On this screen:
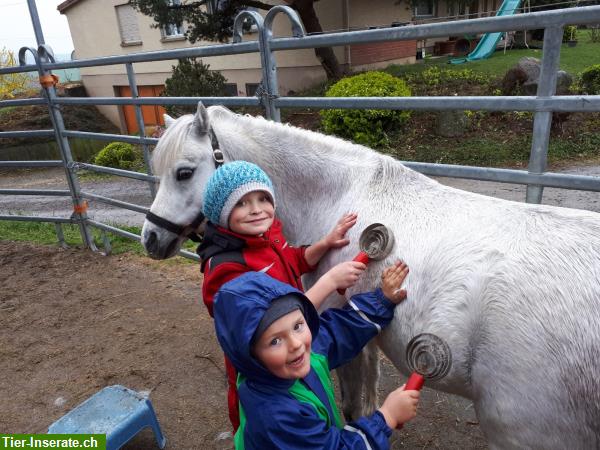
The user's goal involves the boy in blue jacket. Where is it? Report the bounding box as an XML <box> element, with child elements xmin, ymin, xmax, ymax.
<box><xmin>214</xmin><ymin>262</ymin><xmax>419</xmax><ymax>449</ymax></box>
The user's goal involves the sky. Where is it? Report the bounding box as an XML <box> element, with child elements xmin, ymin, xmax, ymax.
<box><xmin>0</xmin><ymin>0</ymin><xmax>74</xmax><ymax>57</ymax></box>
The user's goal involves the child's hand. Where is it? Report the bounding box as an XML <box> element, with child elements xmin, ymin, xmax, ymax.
<box><xmin>381</xmin><ymin>261</ymin><xmax>409</xmax><ymax>304</ymax></box>
<box><xmin>323</xmin><ymin>260</ymin><xmax>366</xmax><ymax>291</ymax></box>
<box><xmin>324</xmin><ymin>213</ymin><xmax>358</xmax><ymax>249</ymax></box>
<box><xmin>378</xmin><ymin>385</ymin><xmax>420</xmax><ymax>429</ymax></box>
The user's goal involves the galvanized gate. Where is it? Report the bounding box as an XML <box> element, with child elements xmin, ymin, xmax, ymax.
<box><xmin>1</xmin><ymin>0</ymin><xmax>600</xmax><ymax>260</ymax></box>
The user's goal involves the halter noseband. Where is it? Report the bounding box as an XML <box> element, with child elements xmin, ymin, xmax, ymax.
<box><xmin>145</xmin><ymin>127</ymin><xmax>223</xmax><ymax>243</ymax></box>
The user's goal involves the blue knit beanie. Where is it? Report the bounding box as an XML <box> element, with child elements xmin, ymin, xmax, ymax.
<box><xmin>203</xmin><ymin>161</ymin><xmax>276</xmax><ymax>228</ymax></box>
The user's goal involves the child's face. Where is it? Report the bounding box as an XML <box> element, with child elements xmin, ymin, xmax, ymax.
<box><xmin>228</xmin><ymin>191</ymin><xmax>274</xmax><ymax>236</ymax></box>
<box><xmin>252</xmin><ymin>309</ymin><xmax>312</xmax><ymax>380</ymax></box>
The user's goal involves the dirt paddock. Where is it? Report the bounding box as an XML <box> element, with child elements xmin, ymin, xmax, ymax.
<box><xmin>0</xmin><ymin>240</ymin><xmax>486</xmax><ymax>449</ymax></box>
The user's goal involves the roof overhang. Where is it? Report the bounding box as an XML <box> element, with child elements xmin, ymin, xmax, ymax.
<box><xmin>57</xmin><ymin>0</ymin><xmax>85</xmax><ymax>14</ymax></box>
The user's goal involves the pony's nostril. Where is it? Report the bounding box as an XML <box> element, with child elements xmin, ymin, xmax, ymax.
<box><xmin>146</xmin><ymin>231</ymin><xmax>158</xmax><ymax>253</ymax></box>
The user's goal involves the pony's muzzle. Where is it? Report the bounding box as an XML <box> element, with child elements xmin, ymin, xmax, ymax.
<box><xmin>143</xmin><ymin>229</ymin><xmax>180</xmax><ymax>260</ymax></box>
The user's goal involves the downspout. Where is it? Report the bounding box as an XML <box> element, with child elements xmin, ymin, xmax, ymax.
<box><xmin>343</xmin><ymin>0</ymin><xmax>351</xmax><ymax>70</ymax></box>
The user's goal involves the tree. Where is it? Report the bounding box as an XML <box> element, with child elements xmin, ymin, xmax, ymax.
<box><xmin>130</xmin><ymin>0</ymin><xmax>343</xmax><ymax>81</ymax></box>
<box><xmin>0</xmin><ymin>48</ymin><xmax>31</xmax><ymax>99</ymax></box>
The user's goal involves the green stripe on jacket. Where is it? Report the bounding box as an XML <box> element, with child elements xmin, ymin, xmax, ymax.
<box><xmin>235</xmin><ymin>352</ymin><xmax>343</xmax><ymax>450</ymax></box>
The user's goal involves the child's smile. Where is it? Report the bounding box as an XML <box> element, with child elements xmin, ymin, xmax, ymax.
<box><xmin>288</xmin><ymin>353</ymin><xmax>305</xmax><ymax>368</ymax></box>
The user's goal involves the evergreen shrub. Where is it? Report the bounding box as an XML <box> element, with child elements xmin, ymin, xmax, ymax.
<box><xmin>94</xmin><ymin>142</ymin><xmax>141</xmax><ymax>170</ymax></box>
<box><xmin>320</xmin><ymin>72</ymin><xmax>412</xmax><ymax>147</ymax></box>
<box><xmin>163</xmin><ymin>57</ymin><xmax>227</xmax><ymax>116</ymax></box>
<box><xmin>581</xmin><ymin>64</ymin><xmax>600</xmax><ymax>94</ymax></box>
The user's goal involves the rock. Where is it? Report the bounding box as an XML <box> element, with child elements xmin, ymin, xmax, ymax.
<box><xmin>436</xmin><ymin>110</ymin><xmax>468</xmax><ymax>137</ymax></box>
<box><xmin>556</xmin><ymin>71</ymin><xmax>574</xmax><ymax>95</ymax></box>
<box><xmin>501</xmin><ymin>67</ymin><xmax>528</xmax><ymax>95</ymax></box>
<box><xmin>503</xmin><ymin>57</ymin><xmax>573</xmax><ymax>95</ymax></box>
<box><xmin>518</xmin><ymin>57</ymin><xmax>542</xmax><ymax>82</ymax></box>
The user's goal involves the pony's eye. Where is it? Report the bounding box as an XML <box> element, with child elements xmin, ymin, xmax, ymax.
<box><xmin>176</xmin><ymin>168</ymin><xmax>195</xmax><ymax>181</ymax></box>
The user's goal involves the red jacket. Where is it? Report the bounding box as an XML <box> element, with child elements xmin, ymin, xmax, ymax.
<box><xmin>198</xmin><ymin>218</ymin><xmax>316</xmax><ymax>317</ymax></box>
<box><xmin>197</xmin><ymin>218</ymin><xmax>317</xmax><ymax>431</ymax></box>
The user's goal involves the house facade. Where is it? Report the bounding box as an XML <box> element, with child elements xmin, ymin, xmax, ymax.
<box><xmin>58</xmin><ymin>0</ymin><xmax>494</xmax><ymax>133</ymax></box>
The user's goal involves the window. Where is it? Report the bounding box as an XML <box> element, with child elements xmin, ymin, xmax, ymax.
<box><xmin>116</xmin><ymin>4</ymin><xmax>142</xmax><ymax>46</ymax></box>
<box><xmin>224</xmin><ymin>83</ymin><xmax>238</xmax><ymax>97</ymax></box>
<box><xmin>447</xmin><ymin>2</ymin><xmax>465</xmax><ymax>16</ymax></box>
<box><xmin>413</xmin><ymin>0</ymin><xmax>435</xmax><ymax>17</ymax></box>
<box><xmin>162</xmin><ymin>0</ymin><xmax>185</xmax><ymax>39</ymax></box>
<box><xmin>245</xmin><ymin>83</ymin><xmax>260</xmax><ymax>97</ymax></box>
<box><xmin>163</xmin><ymin>22</ymin><xmax>185</xmax><ymax>37</ymax></box>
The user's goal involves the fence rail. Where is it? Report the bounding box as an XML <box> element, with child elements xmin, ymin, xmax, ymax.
<box><xmin>2</xmin><ymin>0</ymin><xmax>600</xmax><ymax>258</ymax></box>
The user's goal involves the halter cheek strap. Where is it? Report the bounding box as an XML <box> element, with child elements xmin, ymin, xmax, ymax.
<box><xmin>145</xmin><ymin>210</ymin><xmax>206</xmax><ymax>242</ymax></box>
<box><xmin>145</xmin><ymin>127</ymin><xmax>223</xmax><ymax>243</ymax></box>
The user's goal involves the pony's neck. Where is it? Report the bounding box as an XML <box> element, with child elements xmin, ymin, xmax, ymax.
<box><xmin>213</xmin><ymin>109</ymin><xmax>381</xmax><ymax>241</ymax></box>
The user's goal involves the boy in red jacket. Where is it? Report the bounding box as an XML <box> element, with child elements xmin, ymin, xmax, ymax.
<box><xmin>197</xmin><ymin>160</ymin><xmax>366</xmax><ymax>430</ymax></box>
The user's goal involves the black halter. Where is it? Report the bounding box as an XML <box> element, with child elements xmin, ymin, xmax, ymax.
<box><xmin>145</xmin><ymin>127</ymin><xmax>224</xmax><ymax>243</ymax></box>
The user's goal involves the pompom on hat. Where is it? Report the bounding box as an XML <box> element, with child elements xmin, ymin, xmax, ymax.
<box><xmin>202</xmin><ymin>161</ymin><xmax>276</xmax><ymax>228</ymax></box>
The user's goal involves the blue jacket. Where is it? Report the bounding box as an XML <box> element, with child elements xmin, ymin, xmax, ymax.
<box><xmin>214</xmin><ymin>272</ymin><xmax>397</xmax><ymax>449</ymax></box>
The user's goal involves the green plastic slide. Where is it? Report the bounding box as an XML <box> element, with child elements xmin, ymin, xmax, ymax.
<box><xmin>450</xmin><ymin>0</ymin><xmax>522</xmax><ymax>64</ymax></box>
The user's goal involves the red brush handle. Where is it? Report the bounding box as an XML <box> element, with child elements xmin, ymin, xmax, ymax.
<box><xmin>404</xmin><ymin>372</ymin><xmax>425</xmax><ymax>391</ymax></box>
<box><xmin>396</xmin><ymin>372</ymin><xmax>425</xmax><ymax>430</ymax></box>
<box><xmin>337</xmin><ymin>251</ymin><xmax>371</xmax><ymax>295</ymax></box>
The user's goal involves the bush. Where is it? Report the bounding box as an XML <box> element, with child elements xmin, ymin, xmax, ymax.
<box><xmin>580</xmin><ymin>64</ymin><xmax>600</xmax><ymax>94</ymax></box>
<box><xmin>320</xmin><ymin>72</ymin><xmax>412</xmax><ymax>147</ymax></box>
<box><xmin>403</xmin><ymin>66</ymin><xmax>490</xmax><ymax>95</ymax></box>
<box><xmin>0</xmin><ymin>48</ymin><xmax>31</xmax><ymax>99</ymax></box>
<box><xmin>163</xmin><ymin>57</ymin><xmax>227</xmax><ymax>116</ymax></box>
<box><xmin>94</xmin><ymin>142</ymin><xmax>142</xmax><ymax>170</ymax></box>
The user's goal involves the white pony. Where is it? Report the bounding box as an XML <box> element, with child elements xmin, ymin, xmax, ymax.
<box><xmin>142</xmin><ymin>103</ymin><xmax>600</xmax><ymax>449</ymax></box>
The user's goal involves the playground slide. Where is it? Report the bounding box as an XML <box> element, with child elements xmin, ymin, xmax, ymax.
<box><xmin>450</xmin><ymin>0</ymin><xmax>522</xmax><ymax>64</ymax></box>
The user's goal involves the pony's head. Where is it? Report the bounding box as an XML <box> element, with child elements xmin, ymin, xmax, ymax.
<box><xmin>142</xmin><ymin>102</ymin><xmax>222</xmax><ymax>259</ymax></box>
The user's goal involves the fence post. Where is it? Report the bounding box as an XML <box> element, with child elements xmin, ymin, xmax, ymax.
<box><xmin>37</xmin><ymin>47</ymin><xmax>98</xmax><ymax>250</ymax></box>
<box><xmin>262</xmin><ymin>6</ymin><xmax>306</xmax><ymax>123</ymax></box>
<box><xmin>24</xmin><ymin>0</ymin><xmax>97</xmax><ymax>250</ymax></box>
<box><xmin>526</xmin><ymin>25</ymin><xmax>563</xmax><ymax>204</ymax></box>
<box><xmin>26</xmin><ymin>0</ymin><xmax>45</xmax><ymax>46</ymax></box>
<box><xmin>233</xmin><ymin>10</ymin><xmax>272</xmax><ymax>118</ymax></box>
<box><xmin>126</xmin><ymin>62</ymin><xmax>157</xmax><ymax>198</ymax></box>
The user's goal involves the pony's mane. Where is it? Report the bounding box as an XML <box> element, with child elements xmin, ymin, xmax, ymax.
<box><xmin>151</xmin><ymin>114</ymin><xmax>195</xmax><ymax>176</ymax></box>
<box><xmin>209</xmin><ymin>106</ymin><xmax>406</xmax><ymax>175</ymax></box>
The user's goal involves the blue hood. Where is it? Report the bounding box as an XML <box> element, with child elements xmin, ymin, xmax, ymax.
<box><xmin>214</xmin><ymin>272</ymin><xmax>320</xmax><ymax>387</ymax></box>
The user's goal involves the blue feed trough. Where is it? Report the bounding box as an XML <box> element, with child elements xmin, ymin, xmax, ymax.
<box><xmin>48</xmin><ymin>385</ymin><xmax>166</xmax><ymax>450</ymax></box>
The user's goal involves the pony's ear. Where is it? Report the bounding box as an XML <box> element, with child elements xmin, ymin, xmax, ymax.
<box><xmin>163</xmin><ymin>114</ymin><xmax>176</xmax><ymax>128</ymax></box>
<box><xmin>191</xmin><ymin>102</ymin><xmax>209</xmax><ymax>136</ymax></box>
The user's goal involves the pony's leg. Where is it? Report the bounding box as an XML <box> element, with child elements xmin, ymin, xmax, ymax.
<box><xmin>337</xmin><ymin>352</ymin><xmax>367</xmax><ymax>421</ymax></box>
<box><xmin>362</xmin><ymin>340</ymin><xmax>380</xmax><ymax>415</ymax></box>
<box><xmin>337</xmin><ymin>341</ymin><xmax>380</xmax><ymax>421</ymax></box>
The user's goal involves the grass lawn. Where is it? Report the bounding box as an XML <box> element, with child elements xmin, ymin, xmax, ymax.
<box><xmin>387</xmin><ymin>30</ymin><xmax>600</xmax><ymax>77</ymax></box>
<box><xmin>0</xmin><ymin>220</ymin><xmax>197</xmax><ymax>259</ymax></box>
<box><xmin>0</xmin><ymin>221</ymin><xmax>145</xmax><ymax>254</ymax></box>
